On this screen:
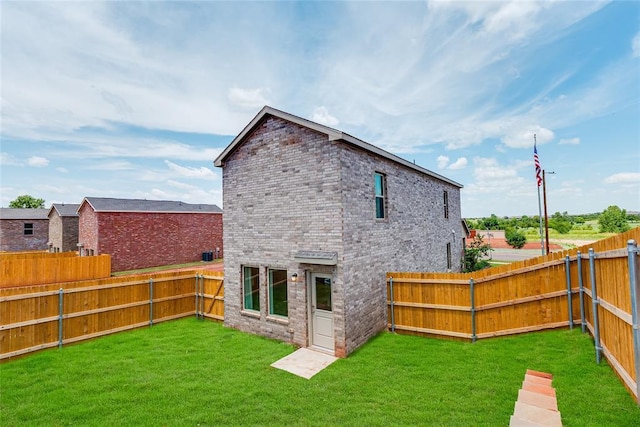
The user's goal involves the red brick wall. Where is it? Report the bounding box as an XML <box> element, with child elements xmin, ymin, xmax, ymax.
<box><xmin>78</xmin><ymin>204</ymin><xmax>98</xmax><ymax>255</ymax></box>
<box><xmin>80</xmin><ymin>209</ymin><xmax>223</xmax><ymax>272</ymax></box>
<box><xmin>0</xmin><ymin>219</ymin><xmax>49</xmax><ymax>252</ymax></box>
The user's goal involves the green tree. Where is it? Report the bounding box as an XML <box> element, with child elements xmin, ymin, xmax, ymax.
<box><xmin>505</xmin><ymin>228</ymin><xmax>527</xmax><ymax>249</ymax></box>
<box><xmin>598</xmin><ymin>205</ymin><xmax>630</xmax><ymax>233</ymax></box>
<box><xmin>9</xmin><ymin>194</ymin><xmax>45</xmax><ymax>209</ymax></box>
<box><xmin>549</xmin><ymin>212</ymin><xmax>572</xmax><ymax>234</ymax></box>
<box><xmin>482</xmin><ymin>214</ymin><xmax>500</xmax><ymax>230</ymax></box>
<box><xmin>463</xmin><ymin>234</ymin><xmax>493</xmax><ymax>272</ymax></box>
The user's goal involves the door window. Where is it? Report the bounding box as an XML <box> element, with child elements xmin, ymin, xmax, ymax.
<box><xmin>315</xmin><ymin>276</ymin><xmax>332</xmax><ymax>311</ymax></box>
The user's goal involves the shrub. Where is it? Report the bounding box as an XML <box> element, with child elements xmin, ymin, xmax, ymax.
<box><xmin>599</xmin><ymin>205</ymin><xmax>630</xmax><ymax>233</ymax></box>
<box><xmin>550</xmin><ymin>219</ymin><xmax>572</xmax><ymax>234</ymax></box>
<box><xmin>464</xmin><ymin>234</ymin><xmax>493</xmax><ymax>272</ymax></box>
<box><xmin>505</xmin><ymin>228</ymin><xmax>527</xmax><ymax>249</ymax></box>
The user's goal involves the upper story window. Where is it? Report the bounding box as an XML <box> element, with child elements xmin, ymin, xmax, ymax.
<box><xmin>446</xmin><ymin>242</ymin><xmax>452</xmax><ymax>270</ymax></box>
<box><xmin>443</xmin><ymin>190</ymin><xmax>449</xmax><ymax>219</ymax></box>
<box><xmin>24</xmin><ymin>223</ymin><xmax>34</xmax><ymax>235</ymax></box>
<box><xmin>374</xmin><ymin>172</ymin><xmax>386</xmax><ymax>219</ymax></box>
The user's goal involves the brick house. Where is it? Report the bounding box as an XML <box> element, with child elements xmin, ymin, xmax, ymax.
<box><xmin>214</xmin><ymin>106</ymin><xmax>464</xmax><ymax>357</ymax></box>
<box><xmin>0</xmin><ymin>208</ymin><xmax>49</xmax><ymax>252</ymax></box>
<box><xmin>47</xmin><ymin>203</ymin><xmax>80</xmax><ymax>252</ymax></box>
<box><xmin>77</xmin><ymin>197</ymin><xmax>223</xmax><ymax>272</ymax></box>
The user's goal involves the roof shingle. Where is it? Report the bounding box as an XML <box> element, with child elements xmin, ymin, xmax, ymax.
<box><xmin>81</xmin><ymin>197</ymin><xmax>222</xmax><ymax>213</ymax></box>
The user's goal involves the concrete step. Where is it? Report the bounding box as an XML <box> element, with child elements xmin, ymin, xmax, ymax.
<box><xmin>524</xmin><ymin>373</ymin><xmax>553</xmax><ymax>387</ymax></box>
<box><xmin>518</xmin><ymin>389</ymin><xmax>558</xmax><ymax>411</ymax></box>
<box><xmin>510</xmin><ymin>370</ymin><xmax>562</xmax><ymax>426</ymax></box>
<box><xmin>526</xmin><ymin>369</ymin><xmax>554</xmax><ymax>380</ymax></box>
<box><xmin>511</xmin><ymin>402</ymin><xmax>562</xmax><ymax>426</ymax></box>
<box><xmin>522</xmin><ymin>382</ymin><xmax>557</xmax><ymax>397</ymax></box>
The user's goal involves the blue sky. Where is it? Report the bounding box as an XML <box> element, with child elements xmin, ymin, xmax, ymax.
<box><xmin>1</xmin><ymin>1</ymin><xmax>638</xmax><ymax>218</ymax></box>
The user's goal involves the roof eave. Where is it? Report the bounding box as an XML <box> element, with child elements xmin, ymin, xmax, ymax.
<box><xmin>214</xmin><ymin>106</ymin><xmax>342</xmax><ymax>167</ymax></box>
<box><xmin>338</xmin><ymin>134</ymin><xmax>463</xmax><ymax>188</ymax></box>
<box><xmin>214</xmin><ymin>106</ymin><xmax>463</xmax><ymax>189</ymax></box>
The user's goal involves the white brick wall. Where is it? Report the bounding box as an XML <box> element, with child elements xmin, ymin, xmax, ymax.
<box><xmin>221</xmin><ymin>115</ymin><xmax>463</xmax><ymax>356</ymax></box>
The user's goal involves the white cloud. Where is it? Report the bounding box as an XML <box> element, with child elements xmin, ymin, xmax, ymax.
<box><xmin>448</xmin><ymin>157</ymin><xmax>468</xmax><ymax>170</ymax></box>
<box><xmin>56</xmin><ymin>167</ymin><xmax>69</xmax><ymax>173</ymax></box>
<box><xmin>164</xmin><ymin>160</ymin><xmax>217</xmax><ymax>179</ymax></box>
<box><xmin>0</xmin><ymin>152</ymin><xmax>22</xmax><ymax>166</ymax></box>
<box><xmin>147</xmin><ymin>185</ymin><xmax>221</xmax><ymax>206</ymax></box>
<box><xmin>227</xmin><ymin>87</ymin><xmax>270</xmax><ymax>110</ymax></box>
<box><xmin>89</xmin><ymin>161</ymin><xmax>135</xmax><ymax>171</ymax></box>
<box><xmin>27</xmin><ymin>156</ymin><xmax>49</xmax><ymax>167</ymax></box>
<box><xmin>436</xmin><ymin>155</ymin><xmax>450</xmax><ymax>169</ymax></box>
<box><xmin>310</xmin><ymin>106</ymin><xmax>339</xmax><ymax>127</ymax></box>
<box><xmin>633</xmin><ymin>32</ymin><xmax>640</xmax><ymax>57</ymax></box>
<box><xmin>41</xmin><ymin>132</ymin><xmax>223</xmax><ymax>162</ymax></box>
<box><xmin>604</xmin><ymin>173</ymin><xmax>640</xmax><ymax>185</ymax></box>
<box><xmin>501</xmin><ymin>126</ymin><xmax>555</xmax><ymax>149</ymax></box>
<box><xmin>559</xmin><ymin>137</ymin><xmax>580</xmax><ymax>145</ymax></box>
<box><xmin>473</xmin><ymin>157</ymin><xmax>518</xmax><ymax>181</ymax></box>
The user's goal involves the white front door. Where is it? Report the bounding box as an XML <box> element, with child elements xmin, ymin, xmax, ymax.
<box><xmin>310</xmin><ymin>273</ymin><xmax>334</xmax><ymax>351</ymax></box>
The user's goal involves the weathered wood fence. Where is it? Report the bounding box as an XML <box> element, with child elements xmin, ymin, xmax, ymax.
<box><xmin>0</xmin><ymin>252</ymin><xmax>111</xmax><ymax>288</ymax></box>
<box><xmin>0</xmin><ymin>270</ymin><xmax>224</xmax><ymax>360</ymax></box>
<box><xmin>387</xmin><ymin>228</ymin><xmax>640</xmax><ymax>403</ymax></box>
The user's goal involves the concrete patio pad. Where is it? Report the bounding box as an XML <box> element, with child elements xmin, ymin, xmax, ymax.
<box><xmin>271</xmin><ymin>348</ymin><xmax>338</xmax><ymax>379</ymax></box>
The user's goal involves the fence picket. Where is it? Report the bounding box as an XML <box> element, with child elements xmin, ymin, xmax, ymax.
<box><xmin>387</xmin><ymin>227</ymin><xmax>640</xmax><ymax>402</ymax></box>
<box><xmin>0</xmin><ymin>271</ymin><xmax>224</xmax><ymax>360</ymax></box>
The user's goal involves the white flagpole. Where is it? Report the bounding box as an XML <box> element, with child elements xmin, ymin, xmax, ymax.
<box><xmin>535</xmin><ymin>134</ymin><xmax>544</xmax><ymax>256</ymax></box>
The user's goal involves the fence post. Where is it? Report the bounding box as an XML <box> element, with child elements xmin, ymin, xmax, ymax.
<box><xmin>199</xmin><ymin>274</ymin><xmax>205</xmax><ymax>319</ymax></box>
<box><xmin>470</xmin><ymin>278</ymin><xmax>476</xmax><ymax>343</ymax></box>
<box><xmin>627</xmin><ymin>239</ymin><xmax>640</xmax><ymax>404</ymax></box>
<box><xmin>195</xmin><ymin>273</ymin><xmax>200</xmax><ymax>319</ymax></box>
<box><xmin>565</xmin><ymin>255</ymin><xmax>573</xmax><ymax>329</ymax></box>
<box><xmin>389</xmin><ymin>277</ymin><xmax>395</xmax><ymax>333</ymax></box>
<box><xmin>149</xmin><ymin>278</ymin><xmax>154</xmax><ymax>326</ymax></box>
<box><xmin>589</xmin><ymin>248</ymin><xmax>601</xmax><ymax>364</ymax></box>
<box><xmin>577</xmin><ymin>250</ymin><xmax>586</xmax><ymax>334</ymax></box>
<box><xmin>58</xmin><ymin>288</ymin><xmax>64</xmax><ymax>349</ymax></box>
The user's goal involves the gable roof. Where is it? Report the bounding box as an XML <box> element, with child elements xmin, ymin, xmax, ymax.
<box><xmin>79</xmin><ymin>197</ymin><xmax>222</xmax><ymax>214</ymax></box>
<box><xmin>214</xmin><ymin>106</ymin><xmax>463</xmax><ymax>188</ymax></box>
<box><xmin>0</xmin><ymin>208</ymin><xmax>49</xmax><ymax>220</ymax></box>
<box><xmin>48</xmin><ymin>203</ymin><xmax>80</xmax><ymax>218</ymax></box>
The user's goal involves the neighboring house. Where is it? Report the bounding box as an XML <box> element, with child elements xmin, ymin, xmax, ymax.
<box><xmin>0</xmin><ymin>208</ymin><xmax>49</xmax><ymax>252</ymax></box>
<box><xmin>214</xmin><ymin>106</ymin><xmax>464</xmax><ymax>357</ymax></box>
<box><xmin>77</xmin><ymin>197</ymin><xmax>223</xmax><ymax>272</ymax></box>
<box><xmin>48</xmin><ymin>203</ymin><xmax>80</xmax><ymax>252</ymax></box>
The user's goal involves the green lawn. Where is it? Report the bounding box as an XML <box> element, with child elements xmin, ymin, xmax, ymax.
<box><xmin>1</xmin><ymin>318</ymin><xmax>638</xmax><ymax>426</ymax></box>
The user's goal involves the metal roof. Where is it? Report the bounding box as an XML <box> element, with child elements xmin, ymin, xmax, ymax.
<box><xmin>80</xmin><ymin>197</ymin><xmax>222</xmax><ymax>214</ymax></box>
<box><xmin>48</xmin><ymin>203</ymin><xmax>80</xmax><ymax>217</ymax></box>
<box><xmin>214</xmin><ymin>105</ymin><xmax>463</xmax><ymax>188</ymax></box>
<box><xmin>294</xmin><ymin>250</ymin><xmax>338</xmax><ymax>266</ymax></box>
<box><xmin>0</xmin><ymin>208</ymin><xmax>50</xmax><ymax>220</ymax></box>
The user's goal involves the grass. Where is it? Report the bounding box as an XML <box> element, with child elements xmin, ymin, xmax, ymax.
<box><xmin>521</xmin><ymin>223</ymin><xmax>640</xmax><ymax>243</ymax></box>
<box><xmin>2</xmin><ymin>319</ymin><xmax>639</xmax><ymax>426</ymax></box>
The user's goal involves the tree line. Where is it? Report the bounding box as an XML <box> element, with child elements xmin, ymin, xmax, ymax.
<box><xmin>466</xmin><ymin>205</ymin><xmax>636</xmax><ymax>234</ymax></box>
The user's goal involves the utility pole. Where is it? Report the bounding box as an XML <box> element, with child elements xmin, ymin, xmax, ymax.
<box><xmin>542</xmin><ymin>170</ymin><xmax>555</xmax><ymax>255</ymax></box>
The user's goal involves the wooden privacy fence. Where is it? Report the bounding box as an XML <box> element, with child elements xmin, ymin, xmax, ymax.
<box><xmin>0</xmin><ymin>252</ymin><xmax>111</xmax><ymax>288</ymax></box>
<box><xmin>0</xmin><ymin>270</ymin><xmax>224</xmax><ymax>360</ymax></box>
<box><xmin>387</xmin><ymin>228</ymin><xmax>640</xmax><ymax>403</ymax></box>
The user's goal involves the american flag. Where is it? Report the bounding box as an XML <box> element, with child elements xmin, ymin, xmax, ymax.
<box><xmin>534</xmin><ymin>142</ymin><xmax>542</xmax><ymax>187</ymax></box>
